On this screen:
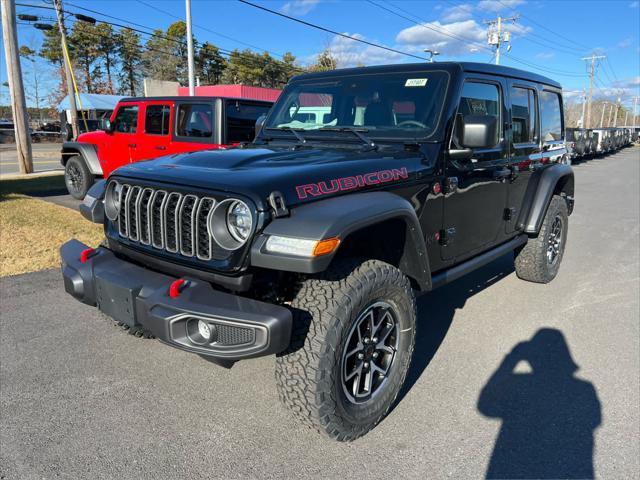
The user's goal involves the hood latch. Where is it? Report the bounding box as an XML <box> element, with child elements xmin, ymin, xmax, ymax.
<box><xmin>268</xmin><ymin>191</ymin><xmax>289</xmax><ymax>218</ymax></box>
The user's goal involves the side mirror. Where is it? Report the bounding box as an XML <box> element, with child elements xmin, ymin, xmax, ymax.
<box><xmin>100</xmin><ymin>118</ymin><xmax>114</xmax><ymax>133</ymax></box>
<box><xmin>254</xmin><ymin>114</ymin><xmax>267</xmax><ymax>138</ymax></box>
<box><xmin>460</xmin><ymin>114</ymin><xmax>498</xmax><ymax>149</ymax></box>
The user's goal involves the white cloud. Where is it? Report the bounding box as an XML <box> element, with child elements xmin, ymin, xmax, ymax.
<box><xmin>313</xmin><ymin>33</ymin><xmax>404</xmax><ymax>68</ymax></box>
<box><xmin>535</xmin><ymin>52</ymin><xmax>555</xmax><ymax>60</ymax></box>
<box><xmin>396</xmin><ymin>19</ymin><xmax>486</xmax><ymax>56</ymax></box>
<box><xmin>441</xmin><ymin>3</ymin><xmax>474</xmax><ymax>22</ymax></box>
<box><xmin>281</xmin><ymin>0</ymin><xmax>320</xmax><ymax>16</ymax></box>
<box><xmin>618</xmin><ymin>37</ymin><xmax>634</xmax><ymax>48</ymax></box>
<box><xmin>630</xmin><ymin>1</ymin><xmax>639</xmax><ymax>8</ymax></box>
<box><xmin>478</xmin><ymin>0</ymin><xmax>525</xmax><ymax>12</ymax></box>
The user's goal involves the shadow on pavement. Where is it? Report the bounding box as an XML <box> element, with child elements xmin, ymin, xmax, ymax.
<box><xmin>393</xmin><ymin>252</ymin><xmax>515</xmax><ymax>410</ymax></box>
<box><xmin>478</xmin><ymin>328</ymin><xmax>601</xmax><ymax>479</ymax></box>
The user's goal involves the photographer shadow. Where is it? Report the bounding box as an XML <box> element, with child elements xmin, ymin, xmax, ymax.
<box><xmin>478</xmin><ymin>329</ymin><xmax>601</xmax><ymax>479</ymax></box>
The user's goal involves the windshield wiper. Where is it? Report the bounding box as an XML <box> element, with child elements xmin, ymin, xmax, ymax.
<box><xmin>320</xmin><ymin>127</ymin><xmax>377</xmax><ymax>151</ymax></box>
<box><xmin>266</xmin><ymin>126</ymin><xmax>307</xmax><ymax>146</ymax></box>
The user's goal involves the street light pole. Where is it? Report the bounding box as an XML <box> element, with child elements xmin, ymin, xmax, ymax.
<box><xmin>185</xmin><ymin>0</ymin><xmax>196</xmax><ymax>96</ymax></box>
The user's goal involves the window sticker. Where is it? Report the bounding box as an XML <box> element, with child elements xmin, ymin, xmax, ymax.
<box><xmin>405</xmin><ymin>78</ymin><xmax>428</xmax><ymax>87</ymax></box>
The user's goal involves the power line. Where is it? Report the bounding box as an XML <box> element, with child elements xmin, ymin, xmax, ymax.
<box><xmin>237</xmin><ymin>0</ymin><xmax>429</xmax><ymax>61</ymax></box>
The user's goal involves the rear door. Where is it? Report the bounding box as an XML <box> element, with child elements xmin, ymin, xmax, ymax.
<box><xmin>442</xmin><ymin>76</ymin><xmax>509</xmax><ymax>261</ymax></box>
<box><xmin>168</xmin><ymin>101</ymin><xmax>219</xmax><ymax>154</ymax></box>
<box><xmin>132</xmin><ymin>102</ymin><xmax>172</xmax><ymax>161</ymax></box>
<box><xmin>505</xmin><ymin>80</ymin><xmax>539</xmax><ymax>234</ymax></box>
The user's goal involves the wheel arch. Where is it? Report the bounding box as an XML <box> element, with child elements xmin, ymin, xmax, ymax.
<box><xmin>522</xmin><ymin>163</ymin><xmax>574</xmax><ymax>235</ymax></box>
<box><xmin>61</xmin><ymin>142</ymin><xmax>103</xmax><ymax>176</ymax></box>
<box><xmin>250</xmin><ymin>192</ymin><xmax>432</xmax><ymax>291</ymax></box>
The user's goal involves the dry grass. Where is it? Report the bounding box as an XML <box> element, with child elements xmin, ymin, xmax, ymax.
<box><xmin>0</xmin><ymin>194</ymin><xmax>103</xmax><ymax>277</ymax></box>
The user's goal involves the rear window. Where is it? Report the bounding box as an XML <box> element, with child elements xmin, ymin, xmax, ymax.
<box><xmin>176</xmin><ymin>104</ymin><xmax>213</xmax><ymax>138</ymax></box>
<box><xmin>540</xmin><ymin>90</ymin><xmax>563</xmax><ymax>141</ymax></box>
<box><xmin>511</xmin><ymin>87</ymin><xmax>537</xmax><ymax>144</ymax></box>
<box><xmin>226</xmin><ymin>101</ymin><xmax>271</xmax><ymax>143</ymax></box>
<box><xmin>145</xmin><ymin>105</ymin><xmax>170</xmax><ymax>135</ymax></box>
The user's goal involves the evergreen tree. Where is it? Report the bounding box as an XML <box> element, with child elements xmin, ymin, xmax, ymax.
<box><xmin>196</xmin><ymin>42</ymin><xmax>226</xmax><ymax>85</ymax></box>
<box><xmin>117</xmin><ymin>28</ymin><xmax>143</xmax><ymax>96</ymax></box>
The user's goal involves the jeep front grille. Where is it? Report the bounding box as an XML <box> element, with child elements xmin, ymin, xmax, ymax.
<box><xmin>117</xmin><ymin>184</ymin><xmax>217</xmax><ymax>261</ymax></box>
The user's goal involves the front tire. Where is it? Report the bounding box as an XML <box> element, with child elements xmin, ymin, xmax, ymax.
<box><xmin>275</xmin><ymin>259</ymin><xmax>416</xmax><ymax>441</ymax></box>
<box><xmin>65</xmin><ymin>155</ymin><xmax>93</xmax><ymax>200</ymax></box>
<box><xmin>515</xmin><ymin>195</ymin><xmax>569</xmax><ymax>283</ymax></box>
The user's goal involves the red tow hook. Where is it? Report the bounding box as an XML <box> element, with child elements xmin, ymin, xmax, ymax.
<box><xmin>80</xmin><ymin>248</ymin><xmax>97</xmax><ymax>263</ymax></box>
<box><xmin>169</xmin><ymin>279</ymin><xmax>190</xmax><ymax>299</ymax></box>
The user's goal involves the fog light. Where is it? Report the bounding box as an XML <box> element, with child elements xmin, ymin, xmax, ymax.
<box><xmin>198</xmin><ymin>320</ymin><xmax>213</xmax><ymax>342</ymax></box>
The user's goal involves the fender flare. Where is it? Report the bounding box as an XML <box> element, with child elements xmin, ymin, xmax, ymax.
<box><xmin>250</xmin><ymin>191</ymin><xmax>431</xmax><ymax>291</ymax></box>
<box><xmin>522</xmin><ymin>164</ymin><xmax>574</xmax><ymax>234</ymax></box>
<box><xmin>61</xmin><ymin>142</ymin><xmax>103</xmax><ymax>176</ymax></box>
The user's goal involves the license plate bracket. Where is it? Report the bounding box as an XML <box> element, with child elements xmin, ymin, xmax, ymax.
<box><xmin>95</xmin><ymin>271</ymin><xmax>141</xmax><ymax>327</ymax></box>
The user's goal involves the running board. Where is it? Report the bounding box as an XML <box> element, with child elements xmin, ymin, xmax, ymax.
<box><xmin>431</xmin><ymin>235</ymin><xmax>528</xmax><ymax>290</ymax></box>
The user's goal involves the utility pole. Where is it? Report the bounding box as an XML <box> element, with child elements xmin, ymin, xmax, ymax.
<box><xmin>599</xmin><ymin>102</ymin><xmax>608</xmax><ymax>127</ymax></box>
<box><xmin>581</xmin><ymin>54</ymin><xmax>606</xmax><ymax>129</ymax></box>
<box><xmin>607</xmin><ymin>102</ymin><xmax>614</xmax><ymax>127</ymax></box>
<box><xmin>633</xmin><ymin>96</ymin><xmax>639</xmax><ymax>126</ymax></box>
<box><xmin>485</xmin><ymin>15</ymin><xmax>518</xmax><ymax>65</ymax></box>
<box><xmin>1</xmin><ymin>0</ymin><xmax>33</xmax><ymax>174</ymax></box>
<box><xmin>54</xmin><ymin>0</ymin><xmax>79</xmax><ymax>139</ymax></box>
<box><xmin>613</xmin><ymin>97</ymin><xmax>621</xmax><ymax>127</ymax></box>
<box><xmin>580</xmin><ymin>89</ymin><xmax>587</xmax><ymax>128</ymax></box>
<box><xmin>185</xmin><ymin>0</ymin><xmax>195</xmax><ymax>96</ymax></box>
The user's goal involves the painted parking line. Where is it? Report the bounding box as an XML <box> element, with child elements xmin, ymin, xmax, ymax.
<box><xmin>0</xmin><ymin>160</ymin><xmax>62</xmax><ymax>166</ymax></box>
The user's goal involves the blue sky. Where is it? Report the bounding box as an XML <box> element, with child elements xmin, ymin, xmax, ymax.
<box><xmin>3</xmin><ymin>0</ymin><xmax>640</xmax><ymax>110</ymax></box>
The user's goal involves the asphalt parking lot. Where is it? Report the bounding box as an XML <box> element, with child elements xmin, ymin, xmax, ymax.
<box><xmin>1</xmin><ymin>147</ymin><xmax>639</xmax><ymax>479</ymax></box>
<box><xmin>0</xmin><ymin>144</ymin><xmax>63</xmax><ymax>176</ymax></box>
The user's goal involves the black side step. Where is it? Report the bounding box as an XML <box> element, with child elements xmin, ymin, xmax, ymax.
<box><xmin>431</xmin><ymin>234</ymin><xmax>527</xmax><ymax>290</ymax></box>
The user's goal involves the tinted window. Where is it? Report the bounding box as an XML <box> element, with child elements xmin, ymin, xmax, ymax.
<box><xmin>226</xmin><ymin>102</ymin><xmax>271</xmax><ymax>143</ymax></box>
<box><xmin>176</xmin><ymin>104</ymin><xmax>213</xmax><ymax>138</ymax></box>
<box><xmin>265</xmin><ymin>72</ymin><xmax>449</xmax><ymax>139</ymax></box>
<box><xmin>113</xmin><ymin>105</ymin><xmax>138</xmax><ymax>134</ymax></box>
<box><xmin>511</xmin><ymin>87</ymin><xmax>537</xmax><ymax>143</ymax></box>
<box><xmin>540</xmin><ymin>91</ymin><xmax>562</xmax><ymax>141</ymax></box>
<box><xmin>453</xmin><ymin>81</ymin><xmax>501</xmax><ymax>148</ymax></box>
<box><xmin>145</xmin><ymin>105</ymin><xmax>170</xmax><ymax>135</ymax></box>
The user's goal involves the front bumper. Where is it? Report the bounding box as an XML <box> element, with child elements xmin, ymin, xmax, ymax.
<box><xmin>60</xmin><ymin>239</ymin><xmax>292</xmax><ymax>362</ymax></box>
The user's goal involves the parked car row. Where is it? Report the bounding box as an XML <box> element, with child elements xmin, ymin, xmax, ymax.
<box><xmin>565</xmin><ymin>126</ymin><xmax>639</xmax><ymax>163</ymax></box>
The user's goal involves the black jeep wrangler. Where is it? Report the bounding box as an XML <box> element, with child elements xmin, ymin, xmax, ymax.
<box><xmin>61</xmin><ymin>62</ymin><xmax>573</xmax><ymax>441</ymax></box>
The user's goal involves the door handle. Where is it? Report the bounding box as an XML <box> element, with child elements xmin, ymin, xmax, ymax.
<box><xmin>155</xmin><ymin>146</ymin><xmax>166</xmax><ymax>150</ymax></box>
<box><xmin>128</xmin><ymin>143</ymin><xmax>137</xmax><ymax>148</ymax></box>
<box><xmin>493</xmin><ymin>168</ymin><xmax>511</xmax><ymax>180</ymax></box>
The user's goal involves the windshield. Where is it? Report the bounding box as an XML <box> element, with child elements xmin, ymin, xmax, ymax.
<box><xmin>264</xmin><ymin>71</ymin><xmax>449</xmax><ymax>139</ymax></box>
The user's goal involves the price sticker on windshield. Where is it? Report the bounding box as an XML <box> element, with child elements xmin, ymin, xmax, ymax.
<box><xmin>405</xmin><ymin>78</ymin><xmax>428</xmax><ymax>87</ymax></box>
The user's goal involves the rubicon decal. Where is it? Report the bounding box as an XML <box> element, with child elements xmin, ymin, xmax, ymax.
<box><xmin>296</xmin><ymin>168</ymin><xmax>409</xmax><ymax>199</ymax></box>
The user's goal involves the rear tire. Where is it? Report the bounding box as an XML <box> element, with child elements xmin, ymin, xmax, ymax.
<box><xmin>515</xmin><ymin>195</ymin><xmax>568</xmax><ymax>283</ymax></box>
<box><xmin>275</xmin><ymin>259</ymin><xmax>416</xmax><ymax>441</ymax></box>
<box><xmin>65</xmin><ymin>155</ymin><xmax>93</xmax><ymax>200</ymax></box>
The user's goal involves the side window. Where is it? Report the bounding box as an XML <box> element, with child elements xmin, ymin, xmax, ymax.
<box><xmin>113</xmin><ymin>105</ymin><xmax>138</xmax><ymax>134</ymax></box>
<box><xmin>511</xmin><ymin>86</ymin><xmax>537</xmax><ymax>144</ymax></box>
<box><xmin>226</xmin><ymin>102</ymin><xmax>271</xmax><ymax>143</ymax></box>
<box><xmin>453</xmin><ymin>81</ymin><xmax>501</xmax><ymax>148</ymax></box>
<box><xmin>176</xmin><ymin>104</ymin><xmax>213</xmax><ymax>138</ymax></box>
<box><xmin>540</xmin><ymin>90</ymin><xmax>563</xmax><ymax>142</ymax></box>
<box><xmin>145</xmin><ymin>105</ymin><xmax>170</xmax><ymax>135</ymax></box>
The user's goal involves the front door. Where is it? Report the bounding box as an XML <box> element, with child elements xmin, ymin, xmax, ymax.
<box><xmin>106</xmin><ymin>103</ymin><xmax>140</xmax><ymax>174</ymax></box>
<box><xmin>442</xmin><ymin>78</ymin><xmax>509</xmax><ymax>261</ymax></box>
<box><xmin>132</xmin><ymin>103</ymin><xmax>172</xmax><ymax>161</ymax></box>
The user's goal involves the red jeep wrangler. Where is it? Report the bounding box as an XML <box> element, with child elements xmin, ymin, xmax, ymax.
<box><xmin>61</xmin><ymin>96</ymin><xmax>273</xmax><ymax>199</ymax></box>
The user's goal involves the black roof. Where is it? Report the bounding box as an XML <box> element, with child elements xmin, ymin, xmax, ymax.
<box><xmin>291</xmin><ymin>61</ymin><xmax>562</xmax><ymax>89</ymax></box>
<box><xmin>118</xmin><ymin>96</ymin><xmax>274</xmax><ymax>104</ymax></box>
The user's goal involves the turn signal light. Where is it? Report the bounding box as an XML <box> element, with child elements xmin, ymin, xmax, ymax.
<box><xmin>312</xmin><ymin>238</ymin><xmax>340</xmax><ymax>257</ymax></box>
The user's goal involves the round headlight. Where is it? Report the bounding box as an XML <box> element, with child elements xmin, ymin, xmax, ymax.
<box><xmin>104</xmin><ymin>180</ymin><xmax>122</xmax><ymax>221</ymax></box>
<box><xmin>227</xmin><ymin>200</ymin><xmax>252</xmax><ymax>242</ymax></box>
<box><xmin>208</xmin><ymin>198</ymin><xmax>253</xmax><ymax>251</ymax></box>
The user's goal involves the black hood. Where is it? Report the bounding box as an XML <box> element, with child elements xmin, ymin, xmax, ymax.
<box><xmin>112</xmin><ymin>145</ymin><xmax>430</xmax><ymax>210</ymax></box>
